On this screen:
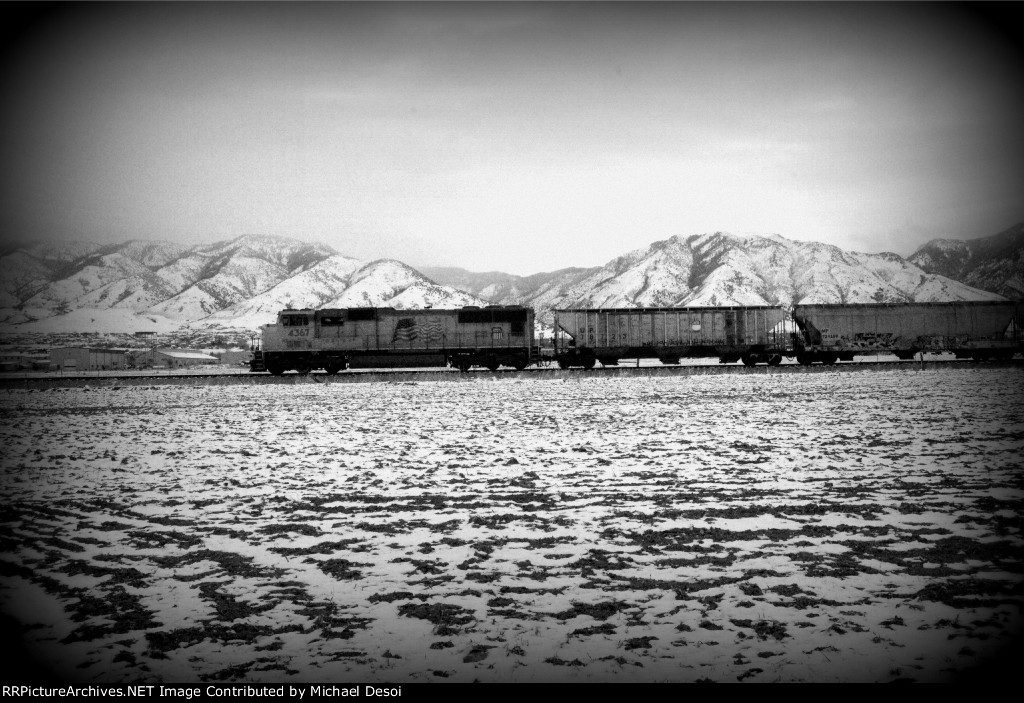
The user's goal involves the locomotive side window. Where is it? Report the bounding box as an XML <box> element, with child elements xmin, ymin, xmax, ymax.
<box><xmin>458</xmin><ymin>308</ymin><xmax>528</xmax><ymax>325</ymax></box>
<box><xmin>319</xmin><ymin>316</ymin><xmax>344</xmax><ymax>326</ymax></box>
<box><xmin>459</xmin><ymin>310</ymin><xmax>491</xmax><ymax>324</ymax></box>
<box><xmin>281</xmin><ymin>315</ymin><xmax>309</xmax><ymax>327</ymax></box>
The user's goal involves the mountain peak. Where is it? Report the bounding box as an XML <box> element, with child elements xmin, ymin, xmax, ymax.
<box><xmin>1</xmin><ymin>226</ymin><xmax>1018</xmax><ymax>334</ymax></box>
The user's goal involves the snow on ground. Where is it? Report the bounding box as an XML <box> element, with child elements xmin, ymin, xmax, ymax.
<box><xmin>0</xmin><ymin>368</ymin><xmax>1022</xmax><ymax>684</ymax></box>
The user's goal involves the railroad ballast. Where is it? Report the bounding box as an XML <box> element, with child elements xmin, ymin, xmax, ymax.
<box><xmin>250</xmin><ymin>301</ymin><xmax>1023</xmax><ymax>373</ymax></box>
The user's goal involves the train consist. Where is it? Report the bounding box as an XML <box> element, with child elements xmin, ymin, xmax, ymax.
<box><xmin>251</xmin><ymin>301</ymin><xmax>1022</xmax><ymax>373</ymax></box>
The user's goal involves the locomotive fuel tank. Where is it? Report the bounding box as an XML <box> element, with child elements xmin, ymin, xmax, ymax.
<box><xmin>792</xmin><ymin>301</ymin><xmax>1022</xmax><ymax>363</ymax></box>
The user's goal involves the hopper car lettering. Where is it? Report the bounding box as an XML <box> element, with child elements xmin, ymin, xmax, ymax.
<box><xmin>250</xmin><ymin>301</ymin><xmax>1022</xmax><ymax>373</ymax></box>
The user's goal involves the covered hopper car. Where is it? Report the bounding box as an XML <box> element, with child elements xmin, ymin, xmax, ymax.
<box><xmin>252</xmin><ymin>305</ymin><xmax>537</xmax><ymax>374</ymax></box>
<box><xmin>791</xmin><ymin>301</ymin><xmax>1023</xmax><ymax>363</ymax></box>
<box><xmin>552</xmin><ymin>306</ymin><xmax>792</xmax><ymax>368</ymax></box>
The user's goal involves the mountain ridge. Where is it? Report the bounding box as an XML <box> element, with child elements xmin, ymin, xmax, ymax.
<box><xmin>0</xmin><ymin>224</ymin><xmax>1019</xmax><ymax>334</ymax></box>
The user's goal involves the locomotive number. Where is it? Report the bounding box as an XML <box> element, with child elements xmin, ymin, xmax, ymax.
<box><xmin>287</xmin><ymin>329</ymin><xmax>310</xmax><ymax>337</ymax></box>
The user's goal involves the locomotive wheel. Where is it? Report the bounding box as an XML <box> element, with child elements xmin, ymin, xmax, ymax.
<box><xmin>293</xmin><ymin>360</ymin><xmax>312</xmax><ymax>375</ymax></box>
<box><xmin>485</xmin><ymin>359</ymin><xmax>500</xmax><ymax>372</ymax></box>
<box><xmin>265</xmin><ymin>360</ymin><xmax>286</xmax><ymax>376</ymax></box>
<box><xmin>324</xmin><ymin>361</ymin><xmax>344</xmax><ymax>375</ymax></box>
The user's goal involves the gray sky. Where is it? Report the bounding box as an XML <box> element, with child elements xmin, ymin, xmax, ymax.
<box><xmin>2</xmin><ymin>2</ymin><xmax>1021</xmax><ymax>275</ymax></box>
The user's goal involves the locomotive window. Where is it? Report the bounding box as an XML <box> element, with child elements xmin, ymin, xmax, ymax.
<box><xmin>319</xmin><ymin>316</ymin><xmax>344</xmax><ymax>326</ymax></box>
<box><xmin>282</xmin><ymin>316</ymin><xmax>309</xmax><ymax>327</ymax></box>
<box><xmin>459</xmin><ymin>310</ymin><xmax>491</xmax><ymax>324</ymax></box>
<box><xmin>347</xmin><ymin>308</ymin><xmax>377</xmax><ymax>321</ymax></box>
<box><xmin>493</xmin><ymin>309</ymin><xmax>527</xmax><ymax>324</ymax></box>
<box><xmin>458</xmin><ymin>308</ymin><xmax>528</xmax><ymax>324</ymax></box>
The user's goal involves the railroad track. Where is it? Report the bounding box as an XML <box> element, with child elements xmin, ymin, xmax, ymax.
<box><xmin>1</xmin><ymin>357</ymin><xmax>1020</xmax><ymax>389</ymax></box>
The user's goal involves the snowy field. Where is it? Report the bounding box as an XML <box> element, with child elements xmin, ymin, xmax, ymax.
<box><xmin>1</xmin><ymin>368</ymin><xmax>1022</xmax><ymax>684</ymax></box>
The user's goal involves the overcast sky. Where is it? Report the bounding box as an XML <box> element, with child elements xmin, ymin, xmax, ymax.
<box><xmin>1</xmin><ymin>2</ymin><xmax>1021</xmax><ymax>275</ymax></box>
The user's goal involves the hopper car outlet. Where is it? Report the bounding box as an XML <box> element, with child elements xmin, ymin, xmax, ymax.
<box><xmin>250</xmin><ymin>301</ymin><xmax>1023</xmax><ymax>374</ymax></box>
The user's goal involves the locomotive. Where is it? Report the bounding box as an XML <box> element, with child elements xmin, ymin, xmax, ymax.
<box><xmin>251</xmin><ymin>300</ymin><xmax>1022</xmax><ymax>373</ymax></box>
<box><xmin>252</xmin><ymin>305</ymin><xmax>538</xmax><ymax>375</ymax></box>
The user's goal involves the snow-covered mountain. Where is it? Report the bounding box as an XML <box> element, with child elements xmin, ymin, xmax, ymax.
<box><xmin>427</xmin><ymin>231</ymin><xmax>1006</xmax><ymax>322</ymax></box>
<box><xmin>909</xmin><ymin>223</ymin><xmax>1023</xmax><ymax>300</ymax></box>
<box><xmin>0</xmin><ymin>225</ymin><xmax>1016</xmax><ymax>335</ymax></box>
<box><xmin>199</xmin><ymin>258</ymin><xmax>487</xmax><ymax>331</ymax></box>
<box><xmin>0</xmin><ymin>235</ymin><xmax>483</xmax><ymax>334</ymax></box>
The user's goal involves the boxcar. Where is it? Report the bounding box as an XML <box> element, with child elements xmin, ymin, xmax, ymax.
<box><xmin>552</xmin><ymin>306</ymin><xmax>791</xmax><ymax>368</ymax></box>
<box><xmin>255</xmin><ymin>305</ymin><xmax>537</xmax><ymax>374</ymax></box>
<box><xmin>791</xmin><ymin>301</ymin><xmax>1023</xmax><ymax>363</ymax></box>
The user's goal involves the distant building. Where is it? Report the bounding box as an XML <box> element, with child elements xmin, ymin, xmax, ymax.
<box><xmin>0</xmin><ymin>351</ymin><xmax>26</xmax><ymax>372</ymax></box>
<box><xmin>134</xmin><ymin>331</ymin><xmax>157</xmax><ymax>338</ymax></box>
<box><xmin>50</xmin><ymin>347</ymin><xmax>128</xmax><ymax>371</ymax></box>
<box><xmin>138</xmin><ymin>348</ymin><xmax>219</xmax><ymax>369</ymax></box>
<box><xmin>217</xmin><ymin>350</ymin><xmax>252</xmax><ymax>366</ymax></box>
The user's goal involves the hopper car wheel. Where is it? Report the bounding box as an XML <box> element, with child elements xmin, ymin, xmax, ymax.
<box><xmin>767</xmin><ymin>355</ymin><xmax>782</xmax><ymax>367</ymax></box>
<box><xmin>796</xmin><ymin>353</ymin><xmax>813</xmax><ymax>366</ymax></box>
<box><xmin>557</xmin><ymin>359</ymin><xmax>570</xmax><ymax>370</ymax></box>
<box><xmin>513</xmin><ymin>361</ymin><xmax>528</xmax><ymax>371</ymax></box>
<box><xmin>581</xmin><ymin>356</ymin><xmax>596</xmax><ymax>370</ymax></box>
<box><xmin>485</xmin><ymin>360</ymin><xmax>500</xmax><ymax>372</ymax></box>
<box><xmin>741</xmin><ymin>354</ymin><xmax>757</xmax><ymax>367</ymax></box>
<box><xmin>458</xmin><ymin>362</ymin><xmax>472</xmax><ymax>373</ymax></box>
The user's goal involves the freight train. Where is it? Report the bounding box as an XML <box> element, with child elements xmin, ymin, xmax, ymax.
<box><xmin>250</xmin><ymin>301</ymin><xmax>1022</xmax><ymax>374</ymax></box>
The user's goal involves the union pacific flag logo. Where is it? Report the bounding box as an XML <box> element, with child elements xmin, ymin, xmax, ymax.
<box><xmin>393</xmin><ymin>317</ymin><xmax>444</xmax><ymax>343</ymax></box>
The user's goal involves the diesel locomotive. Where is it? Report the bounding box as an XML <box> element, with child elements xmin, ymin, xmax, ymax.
<box><xmin>252</xmin><ymin>305</ymin><xmax>538</xmax><ymax>374</ymax></box>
